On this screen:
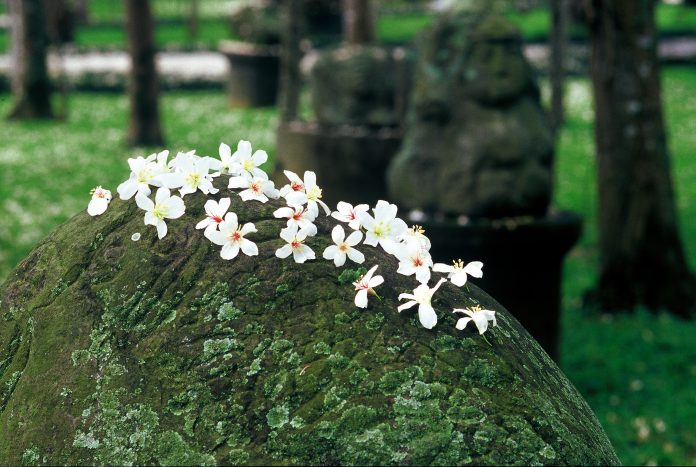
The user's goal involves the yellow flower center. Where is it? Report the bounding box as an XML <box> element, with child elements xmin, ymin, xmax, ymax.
<box><xmin>185</xmin><ymin>172</ymin><xmax>201</xmax><ymax>187</ymax></box>
<box><xmin>137</xmin><ymin>168</ymin><xmax>153</xmax><ymax>184</ymax></box>
<box><xmin>152</xmin><ymin>203</ymin><xmax>168</xmax><ymax>220</ymax></box>
<box><xmin>307</xmin><ymin>185</ymin><xmax>322</xmax><ymax>201</ymax></box>
<box><xmin>373</xmin><ymin>221</ymin><xmax>388</xmax><ymax>238</ymax></box>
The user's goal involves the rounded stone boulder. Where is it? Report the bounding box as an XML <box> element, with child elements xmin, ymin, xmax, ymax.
<box><xmin>0</xmin><ymin>182</ymin><xmax>619</xmax><ymax>465</ymax></box>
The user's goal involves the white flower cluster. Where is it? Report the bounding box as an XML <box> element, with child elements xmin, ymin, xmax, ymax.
<box><xmin>87</xmin><ymin>140</ymin><xmax>496</xmax><ymax>335</ymax></box>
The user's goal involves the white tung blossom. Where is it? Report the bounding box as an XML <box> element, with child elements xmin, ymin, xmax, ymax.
<box><xmin>353</xmin><ymin>265</ymin><xmax>384</xmax><ymax>309</ymax></box>
<box><xmin>397</xmin><ymin>278</ymin><xmax>447</xmax><ymax>329</ymax></box>
<box><xmin>453</xmin><ymin>305</ymin><xmax>497</xmax><ymax>335</ymax></box>
<box><xmin>433</xmin><ymin>259</ymin><xmax>483</xmax><ymax>287</ymax></box>
<box><xmin>195</xmin><ymin>197</ymin><xmax>231</xmax><ymax>235</ymax></box>
<box><xmin>158</xmin><ymin>151</ymin><xmax>219</xmax><ymax>197</ymax></box>
<box><xmin>117</xmin><ymin>150</ymin><xmax>168</xmax><ymax>200</ymax></box>
<box><xmin>229</xmin><ymin>140</ymin><xmax>268</xmax><ymax>179</ymax></box>
<box><xmin>323</xmin><ymin>225</ymin><xmax>365</xmax><ymax>267</ymax></box>
<box><xmin>229</xmin><ymin>173</ymin><xmax>279</xmax><ymax>203</ymax></box>
<box><xmin>399</xmin><ymin>224</ymin><xmax>432</xmax><ymax>251</ymax></box>
<box><xmin>135</xmin><ymin>187</ymin><xmax>185</xmax><ymax>239</ymax></box>
<box><xmin>394</xmin><ymin>242</ymin><xmax>433</xmax><ymax>284</ymax></box>
<box><xmin>275</xmin><ymin>224</ymin><xmax>315</xmax><ymax>263</ymax></box>
<box><xmin>205</xmin><ymin>212</ymin><xmax>258</xmax><ymax>260</ymax></box>
<box><xmin>283</xmin><ymin>170</ymin><xmax>331</xmax><ymax>217</ymax></box>
<box><xmin>87</xmin><ymin>186</ymin><xmax>112</xmax><ymax>216</ymax></box>
<box><xmin>358</xmin><ymin>200</ymin><xmax>408</xmax><ymax>255</ymax></box>
<box><xmin>273</xmin><ymin>205</ymin><xmax>318</xmax><ymax>236</ymax></box>
<box><xmin>331</xmin><ymin>201</ymin><xmax>369</xmax><ymax>231</ymax></box>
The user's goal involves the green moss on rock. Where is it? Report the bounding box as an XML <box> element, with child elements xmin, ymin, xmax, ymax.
<box><xmin>0</xmin><ymin>183</ymin><xmax>619</xmax><ymax>465</ymax></box>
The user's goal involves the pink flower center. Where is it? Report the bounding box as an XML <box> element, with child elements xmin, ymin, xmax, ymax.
<box><xmin>232</xmin><ymin>231</ymin><xmax>241</xmax><ymax>241</ymax></box>
<box><xmin>250</xmin><ymin>181</ymin><xmax>261</xmax><ymax>193</ymax></box>
<box><xmin>291</xmin><ymin>182</ymin><xmax>304</xmax><ymax>192</ymax></box>
<box><xmin>292</xmin><ymin>211</ymin><xmax>303</xmax><ymax>221</ymax></box>
<box><xmin>210</xmin><ymin>215</ymin><xmax>223</xmax><ymax>223</ymax></box>
<box><xmin>413</xmin><ymin>257</ymin><xmax>423</xmax><ymax>267</ymax></box>
<box><xmin>291</xmin><ymin>239</ymin><xmax>301</xmax><ymax>249</ymax></box>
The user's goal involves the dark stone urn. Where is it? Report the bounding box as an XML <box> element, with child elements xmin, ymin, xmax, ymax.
<box><xmin>415</xmin><ymin>212</ymin><xmax>582</xmax><ymax>361</ymax></box>
<box><xmin>387</xmin><ymin>7</ymin><xmax>581</xmax><ymax>360</ymax></box>
<box><xmin>219</xmin><ymin>40</ymin><xmax>280</xmax><ymax>108</ymax></box>
<box><xmin>275</xmin><ymin>45</ymin><xmax>412</xmax><ymax>207</ymax></box>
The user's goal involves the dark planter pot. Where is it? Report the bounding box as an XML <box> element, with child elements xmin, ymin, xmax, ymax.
<box><xmin>218</xmin><ymin>40</ymin><xmax>280</xmax><ymax>108</ymax></box>
<box><xmin>275</xmin><ymin>121</ymin><xmax>402</xmax><ymax>207</ymax></box>
<box><xmin>416</xmin><ymin>211</ymin><xmax>582</xmax><ymax>361</ymax></box>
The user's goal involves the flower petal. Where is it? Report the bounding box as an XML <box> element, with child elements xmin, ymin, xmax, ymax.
<box><xmin>331</xmin><ymin>225</ymin><xmax>345</xmax><ymax>244</ymax></box>
<box><xmin>275</xmin><ymin>244</ymin><xmax>292</xmax><ymax>259</ymax></box>
<box><xmin>135</xmin><ymin>193</ymin><xmax>154</xmax><ymax>212</ymax></box>
<box><xmin>354</xmin><ymin>289</ymin><xmax>368</xmax><ymax>308</ymax></box>
<box><xmin>464</xmin><ymin>261</ymin><xmax>484</xmax><ymax>278</ymax></box>
<box><xmin>432</xmin><ymin>263</ymin><xmax>453</xmax><ymax>273</ymax></box>
<box><xmin>345</xmin><ymin>230</ymin><xmax>363</xmax><ymax>246</ymax></box>
<box><xmin>156</xmin><ymin>220</ymin><xmax>168</xmax><ymax>239</ymax></box>
<box><xmin>346</xmin><ymin>248</ymin><xmax>365</xmax><ymax>264</ymax></box>
<box><xmin>221</xmin><ymin>243</ymin><xmax>240</xmax><ymax>260</ymax></box>
<box><xmin>323</xmin><ymin>245</ymin><xmax>338</xmax><ymax>260</ymax></box>
<box><xmin>397</xmin><ymin>300</ymin><xmax>417</xmax><ymax>312</ymax></box>
<box><xmin>240</xmin><ymin>239</ymin><xmax>258</xmax><ymax>256</ymax></box>
<box><xmin>117</xmin><ymin>179</ymin><xmax>138</xmax><ymax>200</ymax></box>
<box><xmin>418</xmin><ymin>304</ymin><xmax>438</xmax><ymax>329</ymax></box>
<box><xmin>455</xmin><ymin>317</ymin><xmax>472</xmax><ymax>331</ymax></box>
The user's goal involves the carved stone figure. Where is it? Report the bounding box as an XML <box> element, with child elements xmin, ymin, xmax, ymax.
<box><xmin>388</xmin><ymin>10</ymin><xmax>554</xmax><ymax>218</ymax></box>
<box><xmin>308</xmin><ymin>45</ymin><xmax>411</xmax><ymax>127</ymax></box>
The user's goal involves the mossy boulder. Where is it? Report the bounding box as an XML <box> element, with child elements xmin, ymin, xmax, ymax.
<box><xmin>0</xmin><ymin>180</ymin><xmax>619</xmax><ymax>465</ymax></box>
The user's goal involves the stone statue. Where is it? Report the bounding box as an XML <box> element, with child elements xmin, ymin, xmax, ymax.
<box><xmin>387</xmin><ymin>9</ymin><xmax>554</xmax><ymax>218</ymax></box>
<box><xmin>307</xmin><ymin>45</ymin><xmax>411</xmax><ymax>127</ymax></box>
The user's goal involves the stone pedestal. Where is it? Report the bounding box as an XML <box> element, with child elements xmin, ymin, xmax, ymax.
<box><xmin>417</xmin><ymin>211</ymin><xmax>582</xmax><ymax>361</ymax></box>
<box><xmin>275</xmin><ymin>120</ymin><xmax>402</xmax><ymax>207</ymax></box>
<box><xmin>219</xmin><ymin>40</ymin><xmax>280</xmax><ymax>108</ymax></box>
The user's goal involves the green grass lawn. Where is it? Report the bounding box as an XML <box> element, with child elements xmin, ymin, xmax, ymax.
<box><xmin>1</xmin><ymin>66</ymin><xmax>696</xmax><ymax>464</ymax></box>
<box><xmin>506</xmin><ymin>2</ymin><xmax>696</xmax><ymax>42</ymax></box>
<box><xmin>2</xmin><ymin>3</ymin><xmax>696</xmax><ymax>53</ymax></box>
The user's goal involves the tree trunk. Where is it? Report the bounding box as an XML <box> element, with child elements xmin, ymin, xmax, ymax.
<box><xmin>341</xmin><ymin>0</ymin><xmax>376</xmax><ymax>45</ymax></box>
<box><xmin>187</xmin><ymin>0</ymin><xmax>199</xmax><ymax>41</ymax></box>
<box><xmin>7</xmin><ymin>0</ymin><xmax>54</xmax><ymax>120</ymax></box>
<box><xmin>586</xmin><ymin>0</ymin><xmax>696</xmax><ymax>316</ymax></box>
<box><xmin>278</xmin><ymin>0</ymin><xmax>303</xmax><ymax>122</ymax></box>
<box><xmin>550</xmin><ymin>0</ymin><xmax>568</xmax><ymax>132</ymax></box>
<box><xmin>125</xmin><ymin>0</ymin><xmax>164</xmax><ymax>147</ymax></box>
<box><xmin>74</xmin><ymin>0</ymin><xmax>89</xmax><ymax>25</ymax></box>
<box><xmin>43</xmin><ymin>0</ymin><xmax>74</xmax><ymax>45</ymax></box>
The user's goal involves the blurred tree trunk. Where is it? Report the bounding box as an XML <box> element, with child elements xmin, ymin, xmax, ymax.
<box><xmin>549</xmin><ymin>0</ymin><xmax>568</xmax><ymax>132</ymax></box>
<box><xmin>7</xmin><ymin>0</ymin><xmax>54</xmax><ymax>119</ymax></box>
<box><xmin>342</xmin><ymin>0</ymin><xmax>376</xmax><ymax>45</ymax></box>
<box><xmin>187</xmin><ymin>0</ymin><xmax>199</xmax><ymax>41</ymax></box>
<box><xmin>74</xmin><ymin>0</ymin><xmax>89</xmax><ymax>25</ymax></box>
<box><xmin>43</xmin><ymin>0</ymin><xmax>74</xmax><ymax>45</ymax></box>
<box><xmin>584</xmin><ymin>0</ymin><xmax>696</xmax><ymax>316</ymax></box>
<box><xmin>279</xmin><ymin>0</ymin><xmax>303</xmax><ymax>122</ymax></box>
<box><xmin>125</xmin><ymin>0</ymin><xmax>164</xmax><ymax>146</ymax></box>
